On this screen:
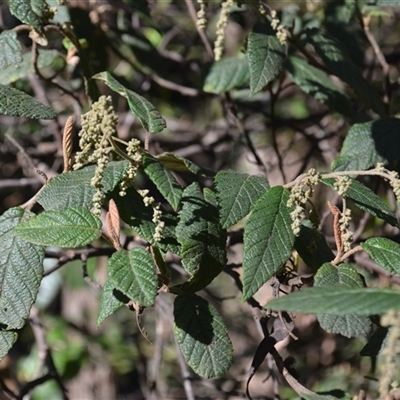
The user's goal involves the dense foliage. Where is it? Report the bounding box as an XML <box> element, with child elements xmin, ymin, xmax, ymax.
<box><xmin>1</xmin><ymin>1</ymin><xmax>400</xmax><ymax>399</ymax></box>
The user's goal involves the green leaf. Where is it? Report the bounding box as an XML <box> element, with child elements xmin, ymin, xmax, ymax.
<box><xmin>0</xmin><ymin>331</ymin><xmax>18</xmax><ymax>362</ymax></box>
<box><xmin>360</xmin><ymin>326</ymin><xmax>388</xmax><ymax>357</ymax></box>
<box><xmin>321</xmin><ymin>178</ymin><xmax>399</xmax><ymax>228</ymax></box>
<box><xmin>306</xmin><ymin>28</ymin><xmax>386</xmax><ymax>116</ymax></box>
<box><xmin>175</xmin><ymin>184</ymin><xmax>226</xmax><ymax>292</ymax></box>
<box><xmin>0</xmin><ymin>208</ymin><xmax>44</xmax><ymax>329</ymax></box>
<box><xmin>203</xmin><ymin>58</ymin><xmax>249</xmax><ymax>94</ymax></box>
<box><xmin>113</xmin><ymin>187</ymin><xmax>180</xmax><ymax>255</ymax></box>
<box><xmin>142</xmin><ymin>153</ymin><xmax>182</xmax><ymax>210</ymax></box>
<box><xmin>46</xmin><ymin>0</ymin><xmax>71</xmax><ymax>25</ymax></box>
<box><xmin>361</xmin><ymin>237</ymin><xmax>400</xmax><ymax>276</ymax></box>
<box><xmin>108</xmin><ymin>248</ymin><xmax>157</xmax><ymax>307</ymax></box>
<box><xmin>332</xmin><ymin>118</ymin><xmax>400</xmax><ymax>171</ymax></box>
<box><xmin>173</xmin><ymin>294</ymin><xmax>233</xmax><ymax>378</ymax></box>
<box><xmin>0</xmin><ymin>84</ymin><xmax>57</xmax><ymax>119</ymax></box>
<box><xmin>247</xmin><ymin>32</ymin><xmax>286</xmax><ymax>95</ymax></box>
<box><xmin>93</xmin><ymin>71</ymin><xmax>166</xmax><ymax>133</ymax></box>
<box><xmin>0</xmin><ymin>49</ymin><xmax>61</xmax><ymax>86</ymax></box>
<box><xmin>214</xmin><ymin>170</ymin><xmax>269</xmax><ymax>228</ymax></box>
<box><xmin>285</xmin><ymin>55</ymin><xmax>352</xmax><ymax>116</ymax></box>
<box><xmin>314</xmin><ymin>263</ymin><xmax>371</xmax><ymax>337</ymax></box>
<box><xmin>215</xmin><ymin>170</ymin><xmax>269</xmax><ymax>229</ymax></box>
<box><xmin>38</xmin><ymin>161</ymin><xmax>129</xmax><ymax>211</ymax></box>
<box><xmin>294</xmin><ymin>223</ymin><xmax>334</xmax><ymax>272</ymax></box>
<box><xmin>156</xmin><ymin>152</ymin><xmax>214</xmax><ymax>177</ymax></box>
<box><xmin>268</xmin><ymin>286</ymin><xmax>400</xmax><ymax>315</ymax></box>
<box><xmin>242</xmin><ymin>186</ymin><xmax>295</xmax><ymax>301</ymax></box>
<box><xmin>0</xmin><ymin>30</ymin><xmax>23</xmax><ymax>70</ymax></box>
<box><xmin>10</xmin><ymin>0</ymin><xmax>47</xmax><ymax>45</ymax></box>
<box><xmin>97</xmin><ymin>279</ymin><xmax>129</xmax><ymax>327</ymax></box>
<box><xmin>13</xmin><ymin>207</ymin><xmax>102</xmax><ymax>248</ymax></box>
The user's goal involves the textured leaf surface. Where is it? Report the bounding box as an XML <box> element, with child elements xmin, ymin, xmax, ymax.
<box><xmin>175</xmin><ymin>184</ymin><xmax>226</xmax><ymax>292</ymax></box>
<box><xmin>108</xmin><ymin>248</ymin><xmax>157</xmax><ymax>307</ymax></box>
<box><xmin>247</xmin><ymin>33</ymin><xmax>286</xmax><ymax>95</ymax></box>
<box><xmin>0</xmin><ymin>30</ymin><xmax>22</xmax><ymax>70</ymax></box>
<box><xmin>203</xmin><ymin>58</ymin><xmax>249</xmax><ymax>94</ymax></box>
<box><xmin>0</xmin><ymin>84</ymin><xmax>57</xmax><ymax>119</ymax></box>
<box><xmin>13</xmin><ymin>207</ymin><xmax>102</xmax><ymax>248</ymax></box>
<box><xmin>243</xmin><ymin>186</ymin><xmax>295</xmax><ymax>301</ymax></box>
<box><xmin>314</xmin><ymin>263</ymin><xmax>371</xmax><ymax>337</ymax></box>
<box><xmin>0</xmin><ymin>331</ymin><xmax>18</xmax><ymax>362</ymax></box>
<box><xmin>113</xmin><ymin>187</ymin><xmax>180</xmax><ymax>255</ymax></box>
<box><xmin>143</xmin><ymin>153</ymin><xmax>182</xmax><ymax>210</ymax></box>
<box><xmin>361</xmin><ymin>237</ymin><xmax>400</xmax><ymax>276</ymax></box>
<box><xmin>10</xmin><ymin>0</ymin><xmax>44</xmax><ymax>34</ymax></box>
<box><xmin>0</xmin><ymin>208</ymin><xmax>44</xmax><ymax>329</ymax></box>
<box><xmin>93</xmin><ymin>72</ymin><xmax>166</xmax><ymax>133</ymax></box>
<box><xmin>268</xmin><ymin>286</ymin><xmax>400</xmax><ymax>315</ymax></box>
<box><xmin>174</xmin><ymin>294</ymin><xmax>233</xmax><ymax>378</ymax></box>
<box><xmin>0</xmin><ymin>49</ymin><xmax>61</xmax><ymax>85</ymax></box>
<box><xmin>156</xmin><ymin>152</ymin><xmax>214</xmax><ymax>176</ymax></box>
<box><xmin>97</xmin><ymin>279</ymin><xmax>128</xmax><ymax>327</ymax></box>
<box><xmin>321</xmin><ymin>178</ymin><xmax>399</xmax><ymax>228</ymax></box>
<box><xmin>215</xmin><ymin>170</ymin><xmax>269</xmax><ymax>229</ymax></box>
<box><xmin>285</xmin><ymin>55</ymin><xmax>351</xmax><ymax>116</ymax></box>
<box><xmin>294</xmin><ymin>223</ymin><xmax>334</xmax><ymax>272</ymax></box>
<box><xmin>38</xmin><ymin>161</ymin><xmax>129</xmax><ymax>211</ymax></box>
<box><xmin>306</xmin><ymin>28</ymin><xmax>386</xmax><ymax>116</ymax></box>
<box><xmin>332</xmin><ymin>119</ymin><xmax>400</xmax><ymax>171</ymax></box>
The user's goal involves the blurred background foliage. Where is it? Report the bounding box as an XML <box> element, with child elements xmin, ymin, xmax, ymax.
<box><xmin>1</xmin><ymin>0</ymin><xmax>400</xmax><ymax>399</ymax></box>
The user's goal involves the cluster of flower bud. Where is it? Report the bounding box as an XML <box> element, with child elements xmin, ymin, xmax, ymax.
<box><xmin>138</xmin><ymin>190</ymin><xmax>165</xmax><ymax>242</ymax></box>
<box><xmin>270</xmin><ymin>10</ymin><xmax>287</xmax><ymax>45</ymax></box>
<box><xmin>119</xmin><ymin>138</ymin><xmax>143</xmax><ymax>197</ymax></box>
<box><xmin>196</xmin><ymin>0</ymin><xmax>208</xmax><ymax>30</ymax></box>
<box><xmin>287</xmin><ymin>168</ymin><xmax>320</xmax><ymax>236</ymax></box>
<box><xmin>333</xmin><ymin>175</ymin><xmax>352</xmax><ymax>197</ymax></box>
<box><xmin>213</xmin><ymin>0</ymin><xmax>233</xmax><ymax>61</ymax></box>
<box><xmin>73</xmin><ymin>96</ymin><xmax>118</xmax><ymax>215</ymax></box>
<box><xmin>339</xmin><ymin>208</ymin><xmax>353</xmax><ymax>252</ymax></box>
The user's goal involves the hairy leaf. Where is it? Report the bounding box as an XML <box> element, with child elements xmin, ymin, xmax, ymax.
<box><xmin>174</xmin><ymin>294</ymin><xmax>233</xmax><ymax>378</ymax></box>
<box><xmin>113</xmin><ymin>187</ymin><xmax>180</xmax><ymax>255</ymax></box>
<box><xmin>285</xmin><ymin>55</ymin><xmax>351</xmax><ymax>116</ymax></box>
<box><xmin>0</xmin><ymin>84</ymin><xmax>57</xmax><ymax>119</ymax></box>
<box><xmin>13</xmin><ymin>207</ymin><xmax>102</xmax><ymax>248</ymax></box>
<box><xmin>175</xmin><ymin>184</ymin><xmax>226</xmax><ymax>292</ymax></box>
<box><xmin>108</xmin><ymin>248</ymin><xmax>157</xmax><ymax>307</ymax></box>
<box><xmin>38</xmin><ymin>161</ymin><xmax>129</xmax><ymax>211</ymax></box>
<box><xmin>332</xmin><ymin>118</ymin><xmax>400</xmax><ymax>171</ymax></box>
<box><xmin>242</xmin><ymin>186</ymin><xmax>294</xmax><ymax>301</ymax></box>
<box><xmin>0</xmin><ymin>208</ymin><xmax>44</xmax><ymax>329</ymax></box>
<box><xmin>0</xmin><ymin>331</ymin><xmax>18</xmax><ymax>362</ymax></box>
<box><xmin>93</xmin><ymin>72</ymin><xmax>166</xmax><ymax>132</ymax></box>
<box><xmin>321</xmin><ymin>178</ymin><xmax>399</xmax><ymax>228</ymax></box>
<box><xmin>0</xmin><ymin>30</ymin><xmax>22</xmax><ymax>70</ymax></box>
<box><xmin>361</xmin><ymin>237</ymin><xmax>400</xmax><ymax>276</ymax></box>
<box><xmin>143</xmin><ymin>153</ymin><xmax>182</xmax><ymax>210</ymax></box>
<box><xmin>294</xmin><ymin>223</ymin><xmax>334</xmax><ymax>272</ymax></box>
<box><xmin>306</xmin><ymin>28</ymin><xmax>386</xmax><ymax>116</ymax></box>
<box><xmin>97</xmin><ymin>279</ymin><xmax>129</xmax><ymax>327</ymax></box>
<box><xmin>0</xmin><ymin>49</ymin><xmax>61</xmax><ymax>86</ymax></box>
<box><xmin>268</xmin><ymin>286</ymin><xmax>400</xmax><ymax>315</ymax></box>
<box><xmin>203</xmin><ymin>58</ymin><xmax>249</xmax><ymax>94</ymax></box>
<box><xmin>314</xmin><ymin>263</ymin><xmax>371</xmax><ymax>337</ymax></box>
<box><xmin>156</xmin><ymin>152</ymin><xmax>214</xmax><ymax>176</ymax></box>
<box><xmin>215</xmin><ymin>170</ymin><xmax>269</xmax><ymax>229</ymax></box>
<box><xmin>247</xmin><ymin>32</ymin><xmax>286</xmax><ymax>95</ymax></box>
